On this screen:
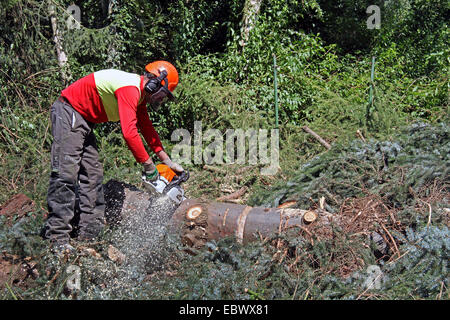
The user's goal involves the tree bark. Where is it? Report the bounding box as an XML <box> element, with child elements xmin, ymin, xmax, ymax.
<box><xmin>48</xmin><ymin>0</ymin><xmax>70</xmax><ymax>84</ymax></box>
<box><xmin>239</xmin><ymin>0</ymin><xmax>263</xmax><ymax>49</ymax></box>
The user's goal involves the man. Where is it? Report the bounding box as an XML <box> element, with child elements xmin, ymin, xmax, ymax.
<box><xmin>43</xmin><ymin>60</ymin><xmax>184</xmax><ymax>254</ymax></box>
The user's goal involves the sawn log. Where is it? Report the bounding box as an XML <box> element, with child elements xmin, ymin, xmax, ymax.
<box><xmin>167</xmin><ymin>198</ymin><xmax>331</xmax><ymax>249</ymax></box>
<box><xmin>104</xmin><ymin>180</ymin><xmax>332</xmax><ymax>251</ymax></box>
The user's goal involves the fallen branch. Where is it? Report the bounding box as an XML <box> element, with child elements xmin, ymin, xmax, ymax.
<box><xmin>418</xmin><ymin>199</ymin><xmax>433</xmax><ymax>229</ymax></box>
<box><xmin>381</xmin><ymin>223</ymin><xmax>401</xmax><ymax>260</ymax></box>
<box><xmin>302</xmin><ymin>126</ymin><xmax>331</xmax><ymax>150</ymax></box>
<box><xmin>203</xmin><ymin>165</ymin><xmax>227</xmax><ymax>175</ymax></box>
<box><xmin>356</xmin><ymin>129</ymin><xmax>366</xmax><ymax>142</ymax></box>
<box><xmin>224</xmin><ymin>199</ymin><xmax>245</xmax><ymax>204</ymax></box>
<box><xmin>216</xmin><ymin>186</ymin><xmax>248</xmax><ymax>202</ymax></box>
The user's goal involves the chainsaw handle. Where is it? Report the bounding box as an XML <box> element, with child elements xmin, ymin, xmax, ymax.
<box><xmin>178</xmin><ymin>170</ymin><xmax>189</xmax><ymax>182</ymax></box>
<box><xmin>169</xmin><ymin>170</ymin><xmax>189</xmax><ymax>185</ymax></box>
<box><xmin>162</xmin><ymin>170</ymin><xmax>189</xmax><ymax>195</ymax></box>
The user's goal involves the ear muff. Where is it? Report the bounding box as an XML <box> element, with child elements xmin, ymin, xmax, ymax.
<box><xmin>144</xmin><ymin>69</ymin><xmax>168</xmax><ymax>94</ymax></box>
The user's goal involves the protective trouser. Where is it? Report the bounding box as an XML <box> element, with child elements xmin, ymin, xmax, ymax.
<box><xmin>44</xmin><ymin>98</ymin><xmax>106</xmax><ymax>243</ymax></box>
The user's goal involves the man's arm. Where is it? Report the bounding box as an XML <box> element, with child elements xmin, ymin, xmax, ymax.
<box><xmin>115</xmin><ymin>86</ymin><xmax>150</xmax><ymax>163</ymax></box>
<box><xmin>137</xmin><ymin>103</ymin><xmax>184</xmax><ymax>173</ymax></box>
<box><xmin>136</xmin><ymin>103</ymin><xmax>164</xmax><ymax>155</ymax></box>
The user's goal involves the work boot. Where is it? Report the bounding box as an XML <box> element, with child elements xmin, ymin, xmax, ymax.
<box><xmin>77</xmin><ymin>225</ymin><xmax>103</xmax><ymax>243</ymax></box>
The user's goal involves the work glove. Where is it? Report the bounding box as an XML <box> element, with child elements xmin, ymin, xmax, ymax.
<box><xmin>142</xmin><ymin>161</ymin><xmax>159</xmax><ymax>182</ymax></box>
<box><xmin>162</xmin><ymin>158</ymin><xmax>184</xmax><ymax>174</ymax></box>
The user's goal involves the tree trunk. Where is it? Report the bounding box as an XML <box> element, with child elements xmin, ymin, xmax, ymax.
<box><xmin>239</xmin><ymin>0</ymin><xmax>263</xmax><ymax>49</ymax></box>
<box><xmin>48</xmin><ymin>0</ymin><xmax>70</xmax><ymax>84</ymax></box>
<box><xmin>104</xmin><ymin>180</ymin><xmax>333</xmax><ymax>251</ymax></box>
<box><xmin>168</xmin><ymin>198</ymin><xmax>332</xmax><ymax>248</ymax></box>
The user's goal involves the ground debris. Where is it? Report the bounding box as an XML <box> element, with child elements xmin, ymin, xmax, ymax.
<box><xmin>107</xmin><ymin>245</ymin><xmax>125</xmax><ymax>265</ymax></box>
<box><xmin>79</xmin><ymin>246</ymin><xmax>102</xmax><ymax>259</ymax></box>
<box><xmin>0</xmin><ymin>252</ymin><xmax>39</xmax><ymax>292</ymax></box>
<box><xmin>0</xmin><ymin>193</ymin><xmax>36</xmax><ymax>225</ymax></box>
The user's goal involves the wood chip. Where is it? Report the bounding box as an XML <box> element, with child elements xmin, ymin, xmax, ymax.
<box><xmin>107</xmin><ymin>245</ymin><xmax>125</xmax><ymax>264</ymax></box>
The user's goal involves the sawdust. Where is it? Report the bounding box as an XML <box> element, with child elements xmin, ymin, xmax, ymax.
<box><xmin>101</xmin><ymin>181</ymin><xmax>181</xmax><ymax>291</ymax></box>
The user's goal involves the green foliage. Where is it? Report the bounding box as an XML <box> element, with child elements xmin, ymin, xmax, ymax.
<box><xmin>69</xmin><ymin>0</ymin><xmax>112</xmax><ymax>29</ymax></box>
<box><xmin>109</xmin><ymin>0</ymin><xmax>170</xmax><ymax>70</ymax></box>
<box><xmin>382</xmin><ymin>226</ymin><xmax>449</xmax><ymax>299</ymax></box>
<box><xmin>315</xmin><ymin>0</ymin><xmax>384</xmax><ymax>52</ymax></box>
<box><xmin>0</xmin><ymin>213</ymin><xmax>47</xmax><ymax>259</ymax></box>
<box><xmin>249</xmin><ymin>122</ymin><xmax>449</xmax><ymax>218</ymax></box>
<box><xmin>374</xmin><ymin>0</ymin><xmax>450</xmax><ymax>77</ymax></box>
<box><xmin>315</xmin><ymin>0</ymin><xmax>449</xmax><ymax>78</ymax></box>
<box><xmin>0</xmin><ymin>104</ymin><xmax>53</xmax><ymax>205</ymax></box>
<box><xmin>168</xmin><ymin>0</ymin><xmax>243</xmax><ymax>62</ymax></box>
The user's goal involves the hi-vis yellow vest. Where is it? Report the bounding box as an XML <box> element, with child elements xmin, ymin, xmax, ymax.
<box><xmin>94</xmin><ymin>69</ymin><xmax>143</xmax><ymax>122</ymax></box>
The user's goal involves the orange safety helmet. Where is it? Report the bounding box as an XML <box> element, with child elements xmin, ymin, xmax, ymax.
<box><xmin>145</xmin><ymin>60</ymin><xmax>179</xmax><ymax>93</ymax></box>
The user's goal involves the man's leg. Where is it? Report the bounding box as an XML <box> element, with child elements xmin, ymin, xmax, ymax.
<box><xmin>77</xmin><ymin>128</ymin><xmax>106</xmax><ymax>240</ymax></box>
<box><xmin>44</xmin><ymin>100</ymin><xmax>89</xmax><ymax>244</ymax></box>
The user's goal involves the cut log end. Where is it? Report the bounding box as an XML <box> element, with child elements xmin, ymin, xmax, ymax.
<box><xmin>180</xmin><ymin>204</ymin><xmax>209</xmax><ymax>251</ymax></box>
<box><xmin>303</xmin><ymin>211</ymin><xmax>318</xmax><ymax>224</ymax></box>
<box><xmin>186</xmin><ymin>205</ymin><xmax>203</xmax><ymax>220</ymax></box>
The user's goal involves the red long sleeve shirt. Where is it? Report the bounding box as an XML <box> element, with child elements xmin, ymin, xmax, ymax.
<box><xmin>60</xmin><ymin>70</ymin><xmax>163</xmax><ymax>163</ymax></box>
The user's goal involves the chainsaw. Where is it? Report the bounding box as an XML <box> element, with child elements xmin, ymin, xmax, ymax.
<box><xmin>142</xmin><ymin>164</ymin><xmax>189</xmax><ymax>205</ymax></box>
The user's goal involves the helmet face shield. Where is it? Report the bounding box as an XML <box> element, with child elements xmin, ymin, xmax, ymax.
<box><xmin>148</xmin><ymin>86</ymin><xmax>172</xmax><ymax>111</ymax></box>
<box><xmin>145</xmin><ymin>67</ymin><xmax>176</xmax><ymax>111</ymax></box>
<box><xmin>144</xmin><ymin>60</ymin><xmax>178</xmax><ymax>102</ymax></box>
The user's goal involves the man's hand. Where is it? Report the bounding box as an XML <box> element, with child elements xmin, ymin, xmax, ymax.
<box><xmin>156</xmin><ymin>150</ymin><xmax>184</xmax><ymax>174</ymax></box>
<box><xmin>162</xmin><ymin>158</ymin><xmax>184</xmax><ymax>174</ymax></box>
<box><xmin>142</xmin><ymin>158</ymin><xmax>159</xmax><ymax>181</ymax></box>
